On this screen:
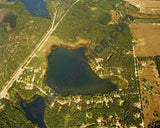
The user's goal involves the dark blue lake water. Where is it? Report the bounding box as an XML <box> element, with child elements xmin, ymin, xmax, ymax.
<box><xmin>8</xmin><ymin>0</ymin><xmax>49</xmax><ymax>17</ymax></box>
<box><xmin>19</xmin><ymin>95</ymin><xmax>46</xmax><ymax>128</ymax></box>
<box><xmin>46</xmin><ymin>46</ymin><xmax>117</xmax><ymax>95</ymax></box>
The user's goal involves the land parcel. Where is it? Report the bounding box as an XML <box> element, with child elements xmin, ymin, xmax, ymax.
<box><xmin>131</xmin><ymin>21</ymin><xmax>160</xmax><ymax>127</ymax></box>
<box><xmin>131</xmin><ymin>23</ymin><xmax>160</xmax><ymax>57</ymax></box>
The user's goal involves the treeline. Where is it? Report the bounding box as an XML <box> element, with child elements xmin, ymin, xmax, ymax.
<box><xmin>154</xmin><ymin>56</ymin><xmax>160</xmax><ymax>76</ymax></box>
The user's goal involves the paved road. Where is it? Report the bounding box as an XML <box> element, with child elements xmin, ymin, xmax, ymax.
<box><xmin>0</xmin><ymin>0</ymin><xmax>80</xmax><ymax>99</ymax></box>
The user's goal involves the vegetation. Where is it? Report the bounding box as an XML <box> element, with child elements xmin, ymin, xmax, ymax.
<box><xmin>154</xmin><ymin>56</ymin><xmax>160</xmax><ymax>76</ymax></box>
<box><xmin>46</xmin><ymin>0</ymin><xmax>77</xmax><ymax>23</ymax></box>
<box><xmin>0</xmin><ymin>99</ymin><xmax>35</xmax><ymax>127</ymax></box>
<box><xmin>85</xmin><ymin>0</ymin><xmax>123</xmax><ymax>11</ymax></box>
<box><xmin>44</xmin><ymin>92</ymin><xmax>142</xmax><ymax>127</ymax></box>
<box><xmin>3</xmin><ymin>12</ymin><xmax>18</xmax><ymax>28</ymax></box>
<box><xmin>0</xmin><ymin>23</ymin><xmax>9</xmax><ymax>45</ymax></box>
<box><xmin>98</xmin><ymin>10</ymin><xmax>111</xmax><ymax>25</ymax></box>
<box><xmin>0</xmin><ymin>1</ymin><xmax>51</xmax><ymax>91</ymax></box>
<box><xmin>138</xmin><ymin>56</ymin><xmax>160</xmax><ymax>76</ymax></box>
<box><xmin>148</xmin><ymin>120</ymin><xmax>160</xmax><ymax>128</ymax></box>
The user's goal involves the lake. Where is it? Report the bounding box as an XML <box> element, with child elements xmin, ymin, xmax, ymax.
<box><xmin>8</xmin><ymin>0</ymin><xmax>49</xmax><ymax>17</ymax></box>
<box><xmin>46</xmin><ymin>46</ymin><xmax>117</xmax><ymax>95</ymax></box>
<box><xmin>19</xmin><ymin>95</ymin><xmax>47</xmax><ymax>128</ymax></box>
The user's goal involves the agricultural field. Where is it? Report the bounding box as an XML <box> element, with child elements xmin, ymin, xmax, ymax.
<box><xmin>126</xmin><ymin>0</ymin><xmax>160</xmax><ymax>14</ymax></box>
<box><xmin>131</xmin><ymin>23</ymin><xmax>160</xmax><ymax>56</ymax></box>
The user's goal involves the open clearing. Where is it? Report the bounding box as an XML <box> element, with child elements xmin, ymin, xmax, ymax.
<box><xmin>137</xmin><ymin>59</ymin><xmax>160</xmax><ymax>127</ymax></box>
<box><xmin>131</xmin><ymin>23</ymin><xmax>160</xmax><ymax>56</ymax></box>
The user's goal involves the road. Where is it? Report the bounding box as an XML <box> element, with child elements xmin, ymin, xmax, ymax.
<box><xmin>0</xmin><ymin>0</ymin><xmax>80</xmax><ymax>99</ymax></box>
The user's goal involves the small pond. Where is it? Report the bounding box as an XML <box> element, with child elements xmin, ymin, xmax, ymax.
<box><xmin>19</xmin><ymin>95</ymin><xmax>47</xmax><ymax>128</ymax></box>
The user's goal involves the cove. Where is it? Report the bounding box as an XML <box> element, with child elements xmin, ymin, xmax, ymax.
<box><xmin>18</xmin><ymin>95</ymin><xmax>46</xmax><ymax>128</ymax></box>
<box><xmin>46</xmin><ymin>46</ymin><xmax>117</xmax><ymax>95</ymax></box>
<box><xmin>8</xmin><ymin>0</ymin><xmax>49</xmax><ymax>17</ymax></box>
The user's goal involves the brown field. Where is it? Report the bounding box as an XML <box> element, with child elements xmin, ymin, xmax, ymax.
<box><xmin>126</xmin><ymin>0</ymin><xmax>160</xmax><ymax>14</ymax></box>
<box><xmin>131</xmin><ymin>23</ymin><xmax>160</xmax><ymax>56</ymax></box>
<box><xmin>140</xmin><ymin>8</ymin><xmax>160</xmax><ymax>14</ymax></box>
<box><xmin>127</xmin><ymin>0</ymin><xmax>160</xmax><ymax>7</ymax></box>
<box><xmin>137</xmin><ymin>59</ymin><xmax>160</xmax><ymax>128</ymax></box>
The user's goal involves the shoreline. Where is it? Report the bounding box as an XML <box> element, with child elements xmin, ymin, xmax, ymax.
<box><xmin>14</xmin><ymin>90</ymin><xmax>45</xmax><ymax>104</ymax></box>
<box><xmin>43</xmin><ymin>41</ymin><xmax>91</xmax><ymax>57</ymax></box>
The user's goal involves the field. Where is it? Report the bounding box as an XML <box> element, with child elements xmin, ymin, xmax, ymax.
<box><xmin>142</xmin><ymin>1</ymin><xmax>160</xmax><ymax>8</ymax></box>
<box><xmin>126</xmin><ymin>0</ymin><xmax>160</xmax><ymax>8</ymax></box>
<box><xmin>137</xmin><ymin>57</ymin><xmax>160</xmax><ymax>127</ymax></box>
<box><xmin>126</xmin><ymin>0</ymin><xmax>160</xmax><ymax>14</ymax></box>
<box><xmin>131</xmin><ymin>23</ymin><xmax>160</xmax><ymax>56</ymax></box>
